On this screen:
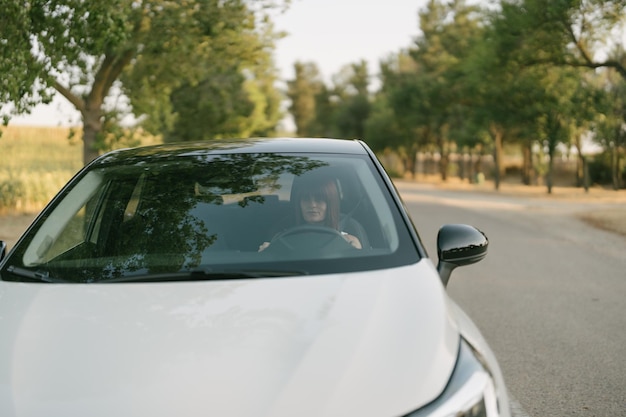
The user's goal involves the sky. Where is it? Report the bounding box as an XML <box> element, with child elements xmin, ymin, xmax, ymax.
<box><xmin>272</xmin><ymin>0</ymin><xmax>429</xmax><ymax>81</ymax></box>
<box><xmin>10</xmin><ymin>0</ymin><xmax>430</xmax><ymax>127</ymax></box>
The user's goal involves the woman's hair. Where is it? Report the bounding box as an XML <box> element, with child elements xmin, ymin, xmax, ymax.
<box><xmin>293</xmin><ymin>175</ymin><xmax>340</xmax><ymax>230</ymax></box>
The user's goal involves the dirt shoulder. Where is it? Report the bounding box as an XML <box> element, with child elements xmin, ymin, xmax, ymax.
<box><xmin>577</xmin><ymin>208</ymin><xmax>626</xmax><ymax>237</ymax></box>
<box><xmin>1</xmin><ymin>179</ymin><xmax>625</xmax><ymax>252</ymax></box>
<box><xmin>0</xmin><ymin>212</ymin><xmax>38</xmax><ymax>251</ymax></box>
<box><xmin>401</xmin><ymin>176</ymin><xmax>626</xmax><ymax>238</ymax></box>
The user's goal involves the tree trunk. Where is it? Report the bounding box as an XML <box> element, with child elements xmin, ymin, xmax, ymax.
<box><xmin>423</xmin><ymin>152</ymin><xmax>433</xmax><ymax>176</ymax></box>
<box><xmin>576</xmin><ymin>153</ymin><xmax>583</xmax><ymax>187</ymax></box>
<box><xmin>474</xmin><ymin>146</ymin><xmax>485</xmax><ymax>184</ymax></box>
<box><xmin>573</xmin><ymin>134</ymin><xmax>586</xmax><ymax>189</ymax></box>
<box><xmin>81</xmin><ymin>103</ymin><xmax>103</xmax><ymax>165</ymax></box>
<box><xmin>489</xmin><ymin>125</ymin><xmax>504</xmax><ymax>191</ymax></box>
<box><xmin>580</xmin><ymin>155</ymin><xmax>589</xmax><ymax>193</ymax></box>
<box><xmin>522</xmin><ymin>143</ymin><xmax>532</xmax><ymax>185</ymax></box>
<box><xmin>468</xmin><ymin>150</ymin><xmax>475</xmax><ymax>184</ymax></box>
<box><xmin>612</xmin><ymin>145</ymin><xmax>622</xmax><ymax>190</ymax></box>
<box><xmin>576</xmin><ymin>152</ymin><xmax>591</xmax><ymax>192</ymax></box>
<box><xmin>439</xmin><ymin>152</ymin><xmax>449</xmax><ymax>181</ymax></box>
<box><xmin>617</xmin><ymin>152</ymin><xmax>624</xmax><ymax>190</ymax></box>
<box><xmin>546</xmin><ymin>149</ymin><xmax>554</xmax><ymax>194</ymax></box>
<box><xmin>458</xmin><ymin>152</ymin><xmax>466</xmax><ymax>181</ymax></box>
<box><xmin>434</xmin><ymin>134</ymin><xmax>448</xmax><ymax>181</ymax></box>
<box><xmin>409</xmin><ymin>150</ymin><xmax>417</xmax><ymax>179</ymax></box>
<box><xmin>402</xmin><ymin>155</ymin><xmax>410</xmax><ymax>178</ymax></box>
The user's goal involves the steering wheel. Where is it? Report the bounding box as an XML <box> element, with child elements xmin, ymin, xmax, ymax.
<box><xmin>269</xmin><ymin>224</ymin><xmax>354</xmax><ymax>254</ymax></box>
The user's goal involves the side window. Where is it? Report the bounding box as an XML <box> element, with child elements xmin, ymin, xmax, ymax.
<box><xmin>42</xmin><ymin>206</ymin><xmax>89</xmax><ymax>261</ymax></box>
<box><xmin>92</xmin><ymin>175</ymin><xmax>147</xmax><ymax>257</ymax></box>
<box><xmin>123</xmin><ymin>174</ymin><xmax>145</xmax><ymax>222</ymax></box>
<box><xmin>38</xmin><ymin>185</ymin><xmax>106</xmax><ymax>262</ymax></box>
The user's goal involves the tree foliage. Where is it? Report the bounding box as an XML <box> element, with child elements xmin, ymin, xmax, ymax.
<box><xmin>488</xmin><ymin>0</ymin><xmax>626</xmax><ymax>190</ymax></box>
<box><xmin>0</xmin><ymin>0</ymin><xmax>288</xmax><ymax>164</ymax></box>
<box><xmin>286</xmin><ymin>62</ymin><xmax>324</xmax><ymax>137</ymax></box>
<box><xmin>331</xmin><ymin>60</ymin><xmax>372</xmax><ymax>140</ymax></box>
<box><xmin>593</xmin><ymin>68</ymin><xmax>626</xmax><ymax>189</ymax></box>
<box><xmin>496</xmin><ymin>0</ymin><xmax>626</xmax><ymax>79</ymax></box>
<box><xmin>285</xmin><ymin>60</ymin><xmax>372</xmax><ymax>140</ymax></box>
<box><xmin>383</xmin><ymin>0</ymin><xmax>486</xmax><ymax>180</ymax></box>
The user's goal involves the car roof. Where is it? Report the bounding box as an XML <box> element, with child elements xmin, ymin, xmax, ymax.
<box><xmin>93</xmin><ymin>137</ymin><xmax>369</xmax><ymax>166</ymax></box>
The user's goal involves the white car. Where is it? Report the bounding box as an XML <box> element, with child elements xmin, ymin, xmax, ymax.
<box><xmin>0</xmin><ymin>138</ymin><xmax>511</xmax><ymax>417</ymax></box>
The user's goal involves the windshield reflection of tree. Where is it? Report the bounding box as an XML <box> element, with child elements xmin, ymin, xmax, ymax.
<box><xmin>113</xmin><ymin>154</ymin><xmax>327</xmax><ymax>276</ymax></box>
<box><xmin>200</xmin><ymin>154</ymin><xmax>328</xmax><ymax>206</ymax></box>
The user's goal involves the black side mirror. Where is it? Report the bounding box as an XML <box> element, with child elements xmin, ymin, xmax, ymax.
<box><xmin>0</xmin><ymin>240</ymin><xmax>6</xmax><ymax>262</ymax></box>
<box><xmin>436</xmin><ymin>224</ymin><xmax>488</xmax><ymax>287</ymax></box>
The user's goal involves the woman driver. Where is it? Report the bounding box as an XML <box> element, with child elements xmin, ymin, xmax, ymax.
<box><xmin>258</xmin><ymin>175</ymin><xmax>362</xmax><ymax>251</ymax></box>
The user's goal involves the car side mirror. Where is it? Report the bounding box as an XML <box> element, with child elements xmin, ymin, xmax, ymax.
<box><xmin>0</xmin><ymin>240</ymin><xmax>6</xmax><ymax>262</ymax></box>
<box><xmin>436</xmin><ymin>224</ymin><xmax>488</xmax><ymax>287</ymax></box>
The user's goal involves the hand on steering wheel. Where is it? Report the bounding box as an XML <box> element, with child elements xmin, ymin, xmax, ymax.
<box><xmin>272</xmin><ymin>225</ymin><xmax>346</xmax><ymax>250</ymax></box>
<box><xmin>260</xmin><ymin>224</ymin><xmax>356</xmax><ymax>255</ymax></box>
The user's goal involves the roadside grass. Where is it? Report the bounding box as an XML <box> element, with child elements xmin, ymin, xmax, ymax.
<box><xmin>0</xmin><ymin>125</ymin><xmax>161</xmax><ymax>213</ymax></box>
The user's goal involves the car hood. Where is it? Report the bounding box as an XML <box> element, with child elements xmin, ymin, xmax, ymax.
<box><xmin>0</xmin><ymin>261</ymin><xmax>459</xmax><ymax>417</ymax></box>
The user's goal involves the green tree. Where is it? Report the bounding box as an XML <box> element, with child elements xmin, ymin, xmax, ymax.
<box><xmin>302</xmin><ymin>60</ymin><xmax>373</xmax><ymax>141</ymax></box>
<box><xmin>124</xmin><ymin>3</ymin><xmax>284</xmax><ymax>142</ymax></box>
<box><xmin>496</xmin><ymin>0</ymin><xmax>626</xmax><ymax>79</ymax></box>
<box><xmin>593</xmin><ymin>68</ymin><xmax>626</xmax><ymax>189</ymax></box>
<box><xmin>0</xmin><ymin>0</ymin><xmax>288</xmax><ymax>164</ymax></box>
<box><xmin>157</xmin><ymin>55</ymin><xmax>283</xmax><ymax>141</ymax></box>
<box><xmin>331</xmin><ymin>60</ymin><xmax>372</xmax><ymax>140</ymax></box>
<box><xmin>378</xmin><ymin>51</ymin><xmax>435</xmax><ymax>177</ymax></box>
<box><xmin>388</xmin><ymin>0</ymin><xmax>485</xmax><ymax>180</ymax></box>
<box><xmin>286</xmin><ymin>61</ymin><xmax>324</xmax><ymax>137</ymax></box>
<box><xmin>364</xmin><ymin>92</ymin><xmax>405</xmax><ymax>154</ymax></box>
<box><xmin>447</xmin><ymin>31</ymin><xmax>493</xmax><ymax>184</ymax></box>
<box><xmin>533</xmin><ymin>68</ymin><xmax>585</xmax><ymax>193</ymax></box>
<box><xmin>308</xmin><ymin>84</ymin><xmax>339</xmax><ymax>138</ymax></box>
<box><xmin>475</xmin><ymin>3</ymin><xmax>563</xmax><ymax>189</ymax></box>
<box><xmin>167</xmin><ymin>68</ymin><xmax>255</xmax><ymax>142</ymax></box>
<box><xmin>490</xmin><ymin>0</ymin><xmax>625</xmax><ymax>190</ymax></box>
<box><xmin>566</xmin><ymin>72</ymin><xmax>603</xmax><ymax>190</ymax></box>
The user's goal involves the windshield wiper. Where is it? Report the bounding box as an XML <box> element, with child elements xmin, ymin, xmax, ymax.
<box><xmin>5</xmin><ymin>265</ymin><xmax>67</xmax><ymax>283</ymax></box>
<box><xmin>101</xmin><ymin>268</ymin><xmax>308</xmax><ymax>283</ymax></box>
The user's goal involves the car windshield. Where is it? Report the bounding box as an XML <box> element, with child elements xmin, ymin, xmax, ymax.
<box><xmin>2</xmin><ymin>152</ymin><xmax>419</xmax><ymax>283</ymax></box>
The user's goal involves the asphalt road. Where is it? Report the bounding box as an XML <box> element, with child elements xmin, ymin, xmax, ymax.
<box><xmin>395</xmin><ymin>180</ymin><xmax>626</xmax><ymax>417</ymax></box>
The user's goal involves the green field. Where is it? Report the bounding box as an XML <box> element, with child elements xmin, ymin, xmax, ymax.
<box><xmin>0</xmin><ymin>124</ymin><xmax>164</xmax><ymax>213</ymax></box>
<box><xmin>0</xmin><ymin>125</ymin><xmax>86</xmax><ymax>213</ymax></box>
